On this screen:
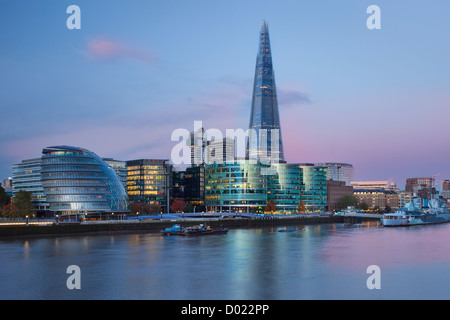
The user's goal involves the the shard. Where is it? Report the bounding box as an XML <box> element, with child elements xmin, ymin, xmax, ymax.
<box><xmin>247</xmin><ymin>21</ymin><xmax>285</xmax><ymax>164</ymax></box>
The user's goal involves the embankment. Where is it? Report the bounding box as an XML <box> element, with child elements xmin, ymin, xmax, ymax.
<box><xmin>0</xmin><ymin>215</ymin><xmax>346</xmax><ymax>238</ymax></box>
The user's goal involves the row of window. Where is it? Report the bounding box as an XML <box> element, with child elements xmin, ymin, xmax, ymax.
<box><xmin>45</xmin><ymin>187</ymin><xmax>107</xmax><ymax>194</ymax></box>
<box><xmin>126</xmin><ymin>175</ymin><xmax>165</xmax><ymax>181</ymax></box>
<box><xmin>47</xmin><ymin>194</ymin><xmax>107</xmax><ymax>201</ymax></box>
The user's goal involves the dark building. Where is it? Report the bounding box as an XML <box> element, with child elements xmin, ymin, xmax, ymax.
<box><xmin>171</xmin><ymin>168</ymin><xmax>186</xmax><ymax>201</ymax></box>
<box><xmin>184</xmin><ymin>165</ymin><xmax>205</xmax><ymax>211</ymax></box>
<box><xmin>327</xmin><ymin>179</ymin><xmax>354</xmax><ymax>211</ymax></box>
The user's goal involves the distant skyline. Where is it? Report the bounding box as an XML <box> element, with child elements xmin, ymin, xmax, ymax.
<box><xmin>1</xmin><ymin>1</ymin><xmax>450</xmax><ymax>189</ymax></box>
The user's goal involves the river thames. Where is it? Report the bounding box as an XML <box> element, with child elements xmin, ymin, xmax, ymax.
<box><xmin>1</xmin><ymin>221</ymin><xmax>450</xmax><ymax>300</ymax></box>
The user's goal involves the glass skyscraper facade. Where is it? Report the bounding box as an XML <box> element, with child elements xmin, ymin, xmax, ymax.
<box><xmin>40</xmin><ymin>146</ymin><xmax>129</xmax><ymax>215</ymax></box>
<box><xmin>203</xmin><ymin>22</ymin><xmax>331</xmax><ymax>214</ymax></box>
<box><xmin>247</xmin><ymin>21</ymin><xmax>285</xmax><ymax>164</ymax></box>
<box><xmin>126</xmin><ymin>159</ymin><xmax>172</xmax><ymax>212</ymax></box>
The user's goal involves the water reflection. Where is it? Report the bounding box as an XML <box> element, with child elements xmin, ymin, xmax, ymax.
<box><xmin>1</xmin><ymin>223</ymin><xmax>450</xmax><ymax>299</ymax></box>
<box><xmin>321</xmin><ymin>222</ymin><xmax>450</xmax><ymax>270</ymax></box>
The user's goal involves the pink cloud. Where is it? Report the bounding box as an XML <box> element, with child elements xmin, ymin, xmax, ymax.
<box><xmin>86</xmin><ymin>38</ymin><xmax>155</xmax><ymax>63</ymax></box>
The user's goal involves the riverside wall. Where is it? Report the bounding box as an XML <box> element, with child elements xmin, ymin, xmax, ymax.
<box><xmin>0</xmin><ymin>215</ymin><xmax>348</xmax><ymax>238</ymax></box>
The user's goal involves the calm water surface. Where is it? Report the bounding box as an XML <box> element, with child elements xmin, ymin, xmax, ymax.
<box><xmin>1</xmin><ymin>222</ymin><xmax>450</xmax><ymax>300</ymax></box>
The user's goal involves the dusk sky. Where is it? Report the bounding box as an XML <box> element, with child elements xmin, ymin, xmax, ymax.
<box><xmin>1</xmin><ymin>0</ymin><xmax>450</xmax><ymax>189</ymax></box>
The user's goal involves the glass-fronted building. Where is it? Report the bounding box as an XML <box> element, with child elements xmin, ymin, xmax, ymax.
<box><xmin>103</xmin><ymin>158</ymin><xmax>127</xmax><ymax>190</ymax></box>
<box><xmin>205</xmin><ymin>161</ymin><xmax>326</xmax><ymax>214</ymax></box>
<box><xmin>185</xmin><ymin>165</ymin><xmax>206</xmax><ymax>211</ymax></box>
<box><xmin>41</xmin><ymin>146</ymin><xmax>129</xmax><ymax>216</ymax></box>
<box><xmin>316</xmin><ymin>162</ymin><xmax>354</xmax><ymax>186</ymax></box>
<box><xmin>12</xmin><ymin>158</ymin><xmax>50</xmax><ymax>213</ymax></box>
<box><xmin>267</xmin><ymin>163</ymin><xmax>301</xmax><ymax>213</ymax></box>
<box><xmin>126</xmin><ymin>159</ymin><xmax>172</xmax><ymax>212</ymax></box>
<box><xmin>299</xmin><ymin>164</ymin><xmax>328</xmax><ymax>213</ymax></box>
<box><xmin>205</xmin><ymin>161</ymin><xmax>268</xmax><ymax>213</ymax></box>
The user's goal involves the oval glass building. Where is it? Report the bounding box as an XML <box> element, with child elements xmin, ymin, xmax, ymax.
<box><xmin>41</xmin><ymin>146</ymin><xmax>129</xmax><ymax>216</ymax></box>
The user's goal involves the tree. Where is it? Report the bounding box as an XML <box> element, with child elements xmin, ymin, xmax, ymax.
<box><xmin>265</xmin><ymin>200</ymin><xmax>276</xmax><ymax>213</ymax></box>
<box><xmin>170</xmin><ymin>199</ymin><xmax>186</xmax><ymax>213</ymax></box>
<box><xmin>130</xmin><ymin>202</ymin><xmax>163</xmax><ymax>215</ymax></box>
<box><xmin>297</xmin><ymin>200</ymin><xmax>306</xmax><ymax>214</ymax></box>
<box><xmin>359</xmin><ymin>201</ymin><xmax>369</xmax><ymax>211</ymax></box>
<box><xmin>149</xmin><ymin>202</ymin><xmax>162</xmax><ymax>214</ymax></box>
<box><xmin>1</xmin><ymin>203</ymin><xmax>16</xmax><ymax>218</ymax></box>
<box><xmin>13</xmin><ymin>190</ymin><xmax>34</xmax><ymax>218</ymax></box>
<box><xmin>130</xmin><ymin>202</ymin><xmax>144</xmax><ymax>215</ymax></box>
<box><xmin>336</xmin><ymin>195</ymin><xmax>359</xmax><ymax>211</ymax></box>
<box><xmin>0</xmin><ymin>186</ymin><xmax>11</xmax><ymax>216</ymax></box>
<box><xmin>184</xmin><ymin>203</ymin><xmax>194</xmax><ymax>213</ymax></box>
<box><xmin>0</xmin><ymin>186</ymin><xmax>10</xmax><ymax>207</ymax></box>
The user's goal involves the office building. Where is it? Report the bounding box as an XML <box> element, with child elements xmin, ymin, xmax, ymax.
<box><xmin>405</xmin><ymin>177</ymin><xmax>437</xmax><ymax>200</ymax></box>
<box><xmin>188</xmin><ymin>127</ymin><xmax>206</xmax><ymax>166</ymax></box>
<box><xmin>126</xmin><ymin>159</ymin><xmax>172</xmax><ymax>212</ymax></box>
<box><xmin>12</xmin><ymin>158</ymin><xmax>49</xmax><ymax>214</ymax></box>
<box><xmin>351</xmin><ymin>181</ymin><xmax>397</xmax><ymax>191</ymax></box>
<box><xmin>399</xmin><ymin>191</ymin><xmax>413</xmax><ymax>208</ymax></box>
<box><xmin>171</xmin><ymin>168</ymin><xmax>186</xmax><ymax>201</ymax></box>
<box><xmin>442</xmin><ymin>180</ymin><xmax>450</xmax><ymax>191</ymax></box>
<box><xmin>103</xmin><ymin>158</ymin><xmax>127</xmax><ymax>190</ymax></box>
<box><xmin>184</xmin><ymin>165</ymin><xmax>206</xmax><ymax>211</ymax></box>
<box><xmin>353</xmin><ymin>189</ymin><xmax>400</xmax><ymax>211</ymax></box>
<box><xmin>327</xmin><ymin>180</ymin><xmax>354</xmax><ymax>211</ymax></box>
<box><xmin>2</xmin><ymin>178</ymin><xmax>13</xmax><ymax>196</ymax></box>
<box><xmin>205</xmin><ymin>137</ymin><xmax>235</xmax><ymax>164</ymax></box>
<box><xmin>205</xmin><ymin>161</ymin><xmax>327</xmax><ymax>214</ymax></box>
<box><xmin>299</xmin><ymin>164</ymin><xmax>328</xmax><ymax>213</ymax></box>
<box><xmin>205</xmin><ymin>161</ymin><xmax>268</xmax><ymax>213</ymax></box>
<box><xmin>267</xmin><ymin>163</ymin><xmax>300</xmax><ymax>213</ymax></box>
<box><xmin>247</xmin><ymin>21</ymin><xmax>285</xmax><ymax>164</ymax></box>
<box><xmin>317</xmin><ymin>163</ymin><xmax>354</xmax><ymax>186</ymax></box>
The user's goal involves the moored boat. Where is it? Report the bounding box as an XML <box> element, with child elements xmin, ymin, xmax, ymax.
<box><xmin>161</xmin><ymin>224</ymin><xmax>183</xmax><ymax>235</ymax></box>
<box><xmin>383</xmin><ymin>199</ymin><xmax>450</xmax><ymax>227</ymax></box>
<box><xmin>161</xmin><ymin>224</ymin><xmax>228</xmax><ymax>236</ymax></box>
<box><xmin>182</xmin><ymin>224</ymin><xmax>228</xmax><ymax>236</ymax></box>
